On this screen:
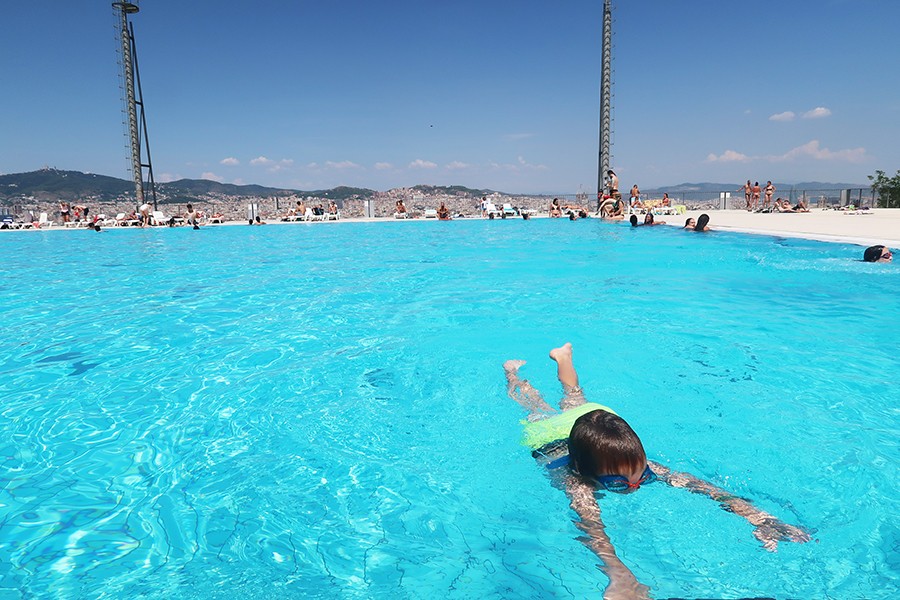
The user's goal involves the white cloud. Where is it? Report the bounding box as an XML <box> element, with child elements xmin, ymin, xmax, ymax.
<box><xmin>325</xmin><ymin>160</ymin><xmax>360</xmax><ymax>169</ymax></box>
<box><xmin>769</xmin><ymin>140</ymin><xmax>865</xmax><ymax>163</ymax></box>
<box><xmin>489</xmin><ymin>157</ymin><xmax>547</xmax><ymax>171</ymax></box>
<box><xmin>705</xmin><ymin>150</ymin><xmax>750</xmax><ymax>163</ymax></box>
<box><xmin>409</xmin><ymin>159</ymin><xmax>437</xmax><ymax>169</ymax></box>
<box><xmin>250</xmin><ymin>156</ymin><xmax>272</xmax><ymax>166</ymax></box>
<box><xmin>233</xmin><ymin>178</ymin><xmax>245</xmax><ymax>185</ymax></box>
<box><xmin>201</xmin><ymin>172</ymin><xmax>223</xmax><ymax>182</ymax></box>
<box><xmin>157</xmin><ymin>172</ymin><xmax>179</xmax><ymax>183</ymax></box>
<box><xmin>445</xmin><ymin>161</ymin><xmax>471</xmax><ymax>170</ymax></box>
<box><xmin>769</xmin><ymin>111</ymin><xmax>795</xmax><ymax>122</ymax></box>
<box><xmin>306</xmin><ymin>162</ymin><xmax>319</xmax><ymax>169</ymax></box>
<box><xmin>802</xmin><ymin>107</ymin><xmax>831</xmax><ymax>119</ymax></box>
<box><xmin>268</xmin><ymin>159</ymin><xmax>294</xmax><ymax>173</ymax></box>
<box><xmin>374</xmin><ymin>162</ymin><xmax>393</xmax><ymax>170</ymax></box>
<box><xmin>220</xmin><ymin>157</ymin><xmax>240</xmax><ymax>166</ymax></box>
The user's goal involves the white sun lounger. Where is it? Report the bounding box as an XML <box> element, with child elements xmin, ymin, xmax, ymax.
<box><xmin>484</xmin><ymin>203</ymin><xmax>502</xmax><ymax>217</ymax></box>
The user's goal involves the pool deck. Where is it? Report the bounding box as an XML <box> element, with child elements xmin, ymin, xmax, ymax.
<box><xmin>663</xmin><ymin>208</ymin><xmax>900</xmax><ymax>248</ymax></box>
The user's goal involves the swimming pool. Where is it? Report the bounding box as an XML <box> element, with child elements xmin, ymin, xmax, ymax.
<box><xmin>1</xmin><ymin>220</ymin><xmax>897</xmax><ymax>598</ymax></box>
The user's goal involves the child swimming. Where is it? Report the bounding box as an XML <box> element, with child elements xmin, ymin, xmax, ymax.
<box><xmin>504</xmin><ymin>343</ymin><xmax>810</xmax><ymax>597</ymax></box>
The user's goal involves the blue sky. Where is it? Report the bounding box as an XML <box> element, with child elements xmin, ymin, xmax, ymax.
<box><xmin>2</xmin><ymin>0</ymin><xmax>898</xmax><ymax>193</ymax></box>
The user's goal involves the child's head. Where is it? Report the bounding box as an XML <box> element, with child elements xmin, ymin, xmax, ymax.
<box><xmin>863</xmin><ymin>245</ymin><xmax>891</xmax><ymax>263</ymax></box>
<box><xmin>696</xmin><ymin>213</ymin><xmax>710</xmax><ymax>230</ymax></box>
<box><xmin>568</xmin><ymin>410</ymin><xmax>647</xmax><ymax>480</ymax></box>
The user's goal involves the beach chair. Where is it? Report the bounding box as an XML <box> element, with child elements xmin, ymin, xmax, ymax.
<box><xmin>38</xmin><ymin>213</ymin><xmax>54</xmax><ymax>228</ymax></box>
<box><xmin>502</xmin><ymin>203</ymin><xmax>517</xmax><ymax>216</ymax></box>
<box><xmin>424</xmin><ymin>209</ymin><xmax>438</xmax><ymax>218</ymax></box>
<box><xmin>152</xmin><ymin>210</ymin><xmax>182</xmax><ymax>226</ymax></box>
<box><xmin>394</xmin><ymin>211</ymin><xmax>408</xmax><ymax>219</ymax></box>
<box><xmin>326</xmin><ymin>210</ymin><xmax>340</xmax><ymax>220</ymax></box>
<box><xmin>484</xmin><ymin>203</ymin><xmax>502</xmax><ymax>218</ymax></box>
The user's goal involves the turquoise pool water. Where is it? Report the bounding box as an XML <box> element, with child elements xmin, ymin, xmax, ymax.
<box><xmin>1</xmin><ymin>220</ymin><xmax>897</xmax><ymax>598</ymax></box>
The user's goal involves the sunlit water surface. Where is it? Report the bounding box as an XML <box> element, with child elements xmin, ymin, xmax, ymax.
<box><xmin>1</xmin><ymin>219</ymin><xmax>897</xmax><ymax>599</ymax></box>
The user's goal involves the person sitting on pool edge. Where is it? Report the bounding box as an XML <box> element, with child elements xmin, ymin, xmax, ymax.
<box><xmin>863</xmin><ymin>245</ymin><xmax>892</xmax><ymax>263</ymax></box>
<box><xmin>504</xmin><ymin>344</ymin><xmax>810</xmax><ymax>596</ymax></box>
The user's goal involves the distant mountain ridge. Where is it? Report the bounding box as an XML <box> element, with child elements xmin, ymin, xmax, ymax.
<box><xmin>0</xmin><ymin>168</ymin><xmax>871</xmax><ymax>204</ymax></box>
<box><xmin>0</xmin><ymin>168</ymin><xmax>380</xmax><ymax>203</ymax></box>
<box><xmin>0</xmin><ymin>169</ymin><xmax>512</xmax><ymax>204</ymax></box>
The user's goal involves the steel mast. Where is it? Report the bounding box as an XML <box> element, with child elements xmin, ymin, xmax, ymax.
<box><xmin>597</xmin><ymin>0</ymin><xmax>613</xmax><ymax>198</ymax></box>
<box><xmin>113</xmin><ymin>1</ymin><xmax>157</xmax><ymax>209</ymax></box>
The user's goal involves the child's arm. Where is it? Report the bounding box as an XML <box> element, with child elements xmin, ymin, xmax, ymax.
<box><xmin>649</xmin><ymin>461</ymin><xmax>811</xmax><ymax>551</ymax></box>
<box><xmin>564</xmin><ymin>476</ymin><xmax>650</xmax><ymax>599</ymax></box>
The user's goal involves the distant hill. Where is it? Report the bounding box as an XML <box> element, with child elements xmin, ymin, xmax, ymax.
<box><xmin>0</xmin><ymin>168</ymin><xmax>378</xmax><ymax>203</ymax></box>
<box><xmin>0</xmin><ymin>168</ymin><xmax>131</xmax><ymax>199</ymax></box>
<box><xmin>164</xmin><ymin>178</ymin><xmax>295</xmax><ymax>197</ymax></box>
<box><xmin>410</xmin><ymin>184</ymin><xmax>502</xmax><ymax>198</ymax></box>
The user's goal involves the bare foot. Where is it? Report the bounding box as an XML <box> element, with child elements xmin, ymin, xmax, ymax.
<box><xmin>503</xmin><ymin>359</ymin><xmax>526</xmax><ymax>374</ymax></box>
<box><xmin>503</xmin><ymin>360</ymin><xmax>526</xmax><ymax>388</ymax></box>
<box><xmin>549</xmin><ymin>343</ymin><xmax>573</xmax><ymax>363</ymax></box>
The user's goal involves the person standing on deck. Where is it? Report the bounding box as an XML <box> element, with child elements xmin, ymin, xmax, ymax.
<box><xmin>764</xmin><ymin>181</ymin><xmax>776</xmax><ymax>211</ymax></box>
<box><xmin>738</xmin><ymin>180</ymin><xmax>752</xmax><ymax>211</ymax></box>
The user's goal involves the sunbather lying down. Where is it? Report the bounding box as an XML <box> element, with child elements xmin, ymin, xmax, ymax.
<box><xmin>505</xmin><ymin>343</ymin><xmax>811</xmax><ymax>598</ymax></box>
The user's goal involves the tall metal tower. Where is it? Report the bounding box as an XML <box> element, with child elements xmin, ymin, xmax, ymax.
<box><xmin>113</xmin><ymin>1</ymin><xmax>157</xmax><ymax>209</ymax></box>
<box><xmin>597</xmin><ymin>0</ymin><xmax>613</xmax><ymax>198</ymax></box>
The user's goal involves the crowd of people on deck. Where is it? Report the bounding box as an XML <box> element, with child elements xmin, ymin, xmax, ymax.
<box><xmin>737</xmin><ymin>179</ymin><xmax>814</xmax><ymax>213</ymax></box>
<box><xmin>279</xmin><ymin>200</ymin><xmax>339</xmax><ymax>222</ymax></box>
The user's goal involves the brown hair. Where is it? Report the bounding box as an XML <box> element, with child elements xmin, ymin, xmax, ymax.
<box><xmin>568</xmin><ymin>410</ymin><xmax>646</xmax><ymax>478</ymax></box>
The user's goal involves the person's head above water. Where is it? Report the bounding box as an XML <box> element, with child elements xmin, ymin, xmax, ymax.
<box><xmin>863</xmin><ymin>245</ymin><xmax>892</xmax><ymax>263</ymax></box>
<box><xmin>629</xmin><ymin>215</ymin><xmax>639</xmax><ymax>227</ymax></box>
<box><xmin>695</xmin><ymin>213</ymin><xmax>710</xmax><ymax>231</ymax></box>
<box><xmin>568</xmin><ymin>409</ymin><xmax>649</xmax><ymax>489</ymax></box>
<box><xmin>684</xmin><ymin>217</ymin><xmax>696</xmax><ymax>228</ymax></box>
<box><xmin>644</xmin><ymin>213</ymin><xmax>654</xmax><ymax>224</ymax></box>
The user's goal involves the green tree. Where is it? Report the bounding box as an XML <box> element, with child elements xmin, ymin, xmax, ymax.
<box><xmin>868</xmin><ymin>169</ymin><xmax>900</xmax><ymax>208</ymax></box>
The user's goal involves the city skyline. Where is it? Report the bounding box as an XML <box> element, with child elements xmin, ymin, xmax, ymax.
<box><xmin>2</xmin><ymin>0</ymin><xmax>899</xmax><ymax>194</ymax></box>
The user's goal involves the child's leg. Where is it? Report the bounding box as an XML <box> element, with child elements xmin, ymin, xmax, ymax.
<box><xmin>549</xmin><ymin>343</ymin><xmax>588</xmax><ymax>411</ymax></box>
<box><xmin>503</xmin><ymin>360</ymin><xmax>556</xmax><ymax>419</ymax></box>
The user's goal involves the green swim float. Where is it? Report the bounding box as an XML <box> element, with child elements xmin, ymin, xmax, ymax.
<box><xmin>521</xmin><ymin>402</ymin><xmax>617</xmax><ymax>449</ymax></box>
